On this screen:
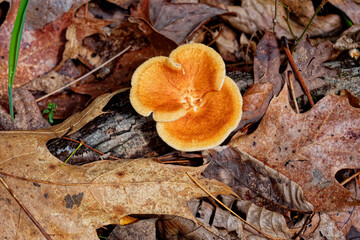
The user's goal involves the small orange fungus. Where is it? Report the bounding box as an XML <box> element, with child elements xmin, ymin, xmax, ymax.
<box><xmin>130</xmin><ymin>43</ymin><xmax>242</xmax><ymax>151</ymax></box>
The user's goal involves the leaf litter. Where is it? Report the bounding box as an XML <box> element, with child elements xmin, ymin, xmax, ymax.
<box><xmin>0</xmin><ymin>0</ymin><xmax>359</xmax><ymax>239</ymax></box>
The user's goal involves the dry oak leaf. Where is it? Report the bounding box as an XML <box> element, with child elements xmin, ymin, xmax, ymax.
<box><xmin>230</xmin><ymin>85</ymin><xmax>360</xmax><ymax>212</ymax></box>
<box><xmin>130</xmin><ymin>43</ymin><xmax>242</xmax><ymax>151</ymax></box>
<box><xmin>0</xmin><ymin>1</ymin><xmax>75</xmax><ymax>95</ymax></box>
<box><xmin>0</xmin><ymin>90</ymin><xmax>233</xmax><ymax>240</ymax></box>
<box><xmin>221</xmin><ymin>0</ymin><xmax>341</xmax><ymax>39</ymax></box>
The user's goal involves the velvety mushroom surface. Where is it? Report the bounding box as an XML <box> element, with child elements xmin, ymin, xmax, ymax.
<box><xmin>130</xmin><ymin>43</ymin><xmax>242</xmax><ymax>151</ymax></box>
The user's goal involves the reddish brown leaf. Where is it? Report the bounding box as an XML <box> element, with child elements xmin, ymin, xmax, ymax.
<box><xmin>150</xmin><ymin>1</ymin><xmax>227</xmax><ymax>44</ymax></box>
<box><xmin>0</xmin><ymin>2</ymin><xmax>75</xmax><ymax>95</ymax></box>
<box><xmin>253</xmin><ymin>32</ymin><xmax>283</xmax><ymax>98</ymax></box>
<box><xmin>231</xmin><ymin>85</ymin><xmax>360</xmax><ymax>211</ymax></box>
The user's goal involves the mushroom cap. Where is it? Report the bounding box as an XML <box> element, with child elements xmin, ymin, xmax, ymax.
<box><xmin>156</xmin><ymin>77</ymin><xmax>242</xmax><ymax>151</ymax></box>
<box><xmin>129</xmin><ymin>43</ymin><xmax>226</xmax><ymax>122</ymax></box>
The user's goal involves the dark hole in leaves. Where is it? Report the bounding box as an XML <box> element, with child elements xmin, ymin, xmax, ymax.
<box><xmin>96</xmin><ymin>224</ymin><xmax>117</xmax><ymax>239</ymax></box>
<box><xmin>0</xmin><ymin>1</ymin><xmax>9</xmax><ymax>27</ymax></box>
<box><xmin>335</xmin><ymin>169</ymin><xmax>360</xmax><ymax>185</ymax></box>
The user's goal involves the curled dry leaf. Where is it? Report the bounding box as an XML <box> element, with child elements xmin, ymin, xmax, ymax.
<box><xmin>0</xmin><ymin>89</ymin><xmax>233</xmax><ymax>239</ymax></box>
<box><xmin>230</xmin><ymin>85</ymin><xmax>360</xmax><ymax>212</ymax></box>
<box><xmin>203</xmin><ymin>146</ymin><xmax>313</xmax><ymax>213</ymax></box>
<box><xmin>220</xmin><ymin>0</ymin><xmax>341</xmax><ymax>39</ymax></box>
<box><xmin>0</xmin><ymin>88</ymin><xmax>50</xmax><ymax>130</ymax></box>
<box><xmin>0</xmin><ymin>1</ymin><xmax>75</xmax><ymax>95</ymax></box>
<box><xmin>159</xmin><ymin>195</ymin><xmax>293</xmax><ymax>239</ymax></box>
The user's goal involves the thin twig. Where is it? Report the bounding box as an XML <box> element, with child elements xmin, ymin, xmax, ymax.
<box><xmin>61</xmin><ymin>137</ymin><xmax>121</xmax><ymax>160</ymax></box>
<box><xmin>36</xmin><ymin>45</ymin><xmax>131</xmax><ymax>102</ymax></box>
<box><xmin>279</xmin><ymin>1</ymin><xmax>296</xmax><ymax>39</ymax></box>
<box><xmin>291</xmin><ymin>0</ymin><xmax>329</xmax><ymax>52</ymax></box>
<box><xmin>186</xmin><ymin>172</ymin><xmax>282</xmax><ymax>240</ymax></box>
<box><xmin>0</xmin><ymin>176</ymin><xmax>52</xmax><ymax>240</ymax></box>
<box><xmin>282</xmin><ymin>37</ymin><xmax>314</xmax><ymax>106</ymax></box>
<box><xmin>273</xmin><ymin>0</ymin><xmax>278</xmax><ymax>33</ymax></box>
<box><xmin>207</xmin><ymin>25</ymin><xmax>224</xmax><ymax>47</ymax></box>
<box><xmin>288</xmin><ymin>71</ymin><xmax>300</xmax><ymax>113</ymax></box>
<box><xmin>341</xmin><ymin>171</ymin><xmax>360</xmax><ymax>186</ymax></box>
<box><xmin>84</xmin><ymin>2</ymin><xmax>88</xmax><ymax>18</ymax></box>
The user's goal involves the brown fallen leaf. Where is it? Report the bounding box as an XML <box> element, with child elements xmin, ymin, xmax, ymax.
<box><xmin>0</xmin><ymin>1</ymin><xmax>75</xmax><ymax>95</ymax></box>
<box><xmin>203</xmin><ymin>146</ymin><xmax>313</xmax><ymax>213</ymax></box>
<box><xmin>149</xmin><ymin>0</ymin><xmax>227</xmax><ymax>44</ymax></box>
<box><xmin>0</xmin><ymin>90</ymin><xmax>233</xmax><ymax>239</ymax></box>
<box><xmin>253</xmin><ymin>32</ymin><xmax>283</xmax><ymax>98</ymax></box>
<box><xmin>291</xmin><ymin>34</ymin><xmax>337</xmax><ymax>98</ymax></box>
<box><xmin>230</xmin><ymin>85</ymin><xmax>360</xmax><ymax>212</ymax></box>
<box><xmin>0</xmin><ymin>88</ymin><xmax>50</xmax><ymax>130</ymax></box>
<box><xmin>329</xmin><ymin>0</ymin><xmax>360</xmax><ymax>24</ymax></box>
<box><xmin>220</xmin><ymin>0</ymin><xmax>341</xmax><ymax>39</ymax></box>
<box><xmin>235</xmin><ymin>32</ymin><xmax>281</xmax><ymax>130</ymax></box>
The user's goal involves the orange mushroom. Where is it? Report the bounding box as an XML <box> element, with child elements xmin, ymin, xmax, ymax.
<box><xmin>130</xmin><ymin>43</ymin><xmax>242</xmax><ymax>151</ymax></box>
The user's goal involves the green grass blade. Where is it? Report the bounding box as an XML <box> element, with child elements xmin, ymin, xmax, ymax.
<box><xmin>8</xmin><ymin>0</ymin><xmax>29</xmax><ymax>122</ymax></box>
